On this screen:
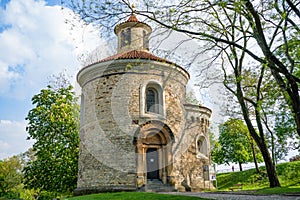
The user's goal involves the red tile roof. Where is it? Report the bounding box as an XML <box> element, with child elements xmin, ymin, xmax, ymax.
<box><xmin>126</xmin><ymin>14</ymin><xmax>139</xmax><ymax>22</ymax></box>
<box><xmin>114</xmin><ymin>13</ymin><xmax>152</xmax><ymax>34</ymax></box>
<box><xmin>79</xmin><ymin>50</ymin><xmax>189</xmax><ymax>79</ymax></box>
<box><xmin>96</xmin><ymin>50</ymin><xmax>189</xmax><ymax>78</ymax></box>
<box><xmin>99</xmin><ymin>50</ymin><xmax>171</xmax><ymax>63</ymax></box>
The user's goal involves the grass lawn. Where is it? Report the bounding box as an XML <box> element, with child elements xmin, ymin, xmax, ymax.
<box><xmin>215</xmin><ymin>160</ymin><xmax>300</xmax><ymax>194</ymax></box>
<box><xmin>65</xmin><ymin>161</ymin><xmax>300</xmax><ymax>199</ymax></box>
<box><xmin>255</xmin><ymin>186</ymin><xmax>300</xmax><ymax>194</ymax></box>
<box><xmin>65</xmin><ymin>192</ymin><xmax>208</xmax><ymax>200</ymax></box>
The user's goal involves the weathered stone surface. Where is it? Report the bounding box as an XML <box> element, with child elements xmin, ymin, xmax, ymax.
<box><xmin>75</xmin><ymin>14</ymin><xmax>214</xmax><ymax>195</ymax></box>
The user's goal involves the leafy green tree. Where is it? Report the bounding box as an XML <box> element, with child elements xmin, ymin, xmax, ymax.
<box><xmin>63</xmin><ymin>2</ymin><xmax>300</xmax><ymax>133</ymax></box>
<box><xmin>63</xmin><ymin>0</ymin><xmax>300</xmax><ymax>188</ymax></box>
<box><xmin>212</xmin><ymin>119</ymin><xmax>262</xmax><ymax>172</ymax></box>
<box><xmin>23</xmin><ymin>85</ymin><xmax>79</xmax><ymax>194</ymax></box>
<box><xmin>225</xmin><ymin>64</ymin><xmax>297</xmax><ymax>165</ymax></box>
<box><xmin>0</xmin><ymin>155</ymin><xmax>23</xmax><ymax>198</ymax></box>
<box><xmin>272</xmin><ymin>105</ymin><xmax>300</xmax><ymax>162</ymax></box>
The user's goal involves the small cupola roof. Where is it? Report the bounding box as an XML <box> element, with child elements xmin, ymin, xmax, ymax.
<box><xmin>126</xmin><ymin>14</ymin><xmax>139</xmax><ymax>22</ymax></box>
<box><xmin>114</xmin><ymin>14</ymin><xmax>152</xmax><ymax>53</ymax></box>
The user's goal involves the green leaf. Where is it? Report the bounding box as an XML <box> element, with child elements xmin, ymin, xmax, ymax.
<box><xmin>23</xmin><ymin>82</ymin><xmax>79</xmax><ymax>193</ymax></box>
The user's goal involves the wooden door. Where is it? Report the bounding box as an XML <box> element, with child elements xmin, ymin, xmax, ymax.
<box><xmin>146</xmin><ymin>148</ymin><xmax>159</xmax><ymax>179</ymax></box>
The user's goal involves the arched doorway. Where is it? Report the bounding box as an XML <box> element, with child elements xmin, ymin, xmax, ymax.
<box><xmin>134</xmin><ymin>121</ymin><xmax>174</xmax><ymax>187</ymax></box>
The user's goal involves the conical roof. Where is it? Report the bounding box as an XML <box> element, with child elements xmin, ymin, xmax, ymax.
<box><xmin>114</xmin><ymin>13</ymin><xmax>151</xmax><ymax>34</ymax></box>
<box><xmin>126</xmin><ymin>14</ymin><xmax>139</xmax><ymax>22</ymax></box>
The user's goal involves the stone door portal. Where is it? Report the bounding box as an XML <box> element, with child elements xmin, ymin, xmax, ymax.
<box><xmin>134</xmin><ymin>121</ymin><xmax>175</xmax><ymax>188</ymax></box>
<box><xmin>146</xmin><ymin>148</ymin><xmax>159</xmax><ymax>180</ymax></box>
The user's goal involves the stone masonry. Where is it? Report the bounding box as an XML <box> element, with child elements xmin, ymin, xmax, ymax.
<box><xmin>74</xmin><ymin>14</ymin><xmax>214</xmax><ymax>195</ymax></box>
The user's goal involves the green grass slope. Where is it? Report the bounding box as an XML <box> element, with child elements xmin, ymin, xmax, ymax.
<box><xmin>215</xmin><ymin>160</ymin><xmax>300</xmax><ymax>193</ymax></box>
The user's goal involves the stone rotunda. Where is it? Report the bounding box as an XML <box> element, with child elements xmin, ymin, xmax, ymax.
<box><xmin>75</xmin><ymin>14</ymin><xmax>214</xmax><ymax>195</ymax></box>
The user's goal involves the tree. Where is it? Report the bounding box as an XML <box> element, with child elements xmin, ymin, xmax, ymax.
<box><xmin>224</xmin><ymin>61</ymin><xmax>298</xmax><ymax>164</ymax></box>
<box><xmin>212</xmin><ymin>119</ymin><xmax>262</xmax><ymax>172</ymax></box>
<box><xmin>186</xmin><ymin>90</ymin><xmax>200</xmax><ymax>105</ymax></box>
<box><xmin>23</xmin><ymin>84</ymin><xmax>79</xmax><ymax>194</ymax></box>
<box><xmin>62</xmin><ymin>0</ymin><xmax>300</xmax><ymax>133</ymax></box>
<box><xmin>63</xmin><ymin>0</ymin><xmax>300</xmax><ymax>188</ymax></box>
<box><xmin>0</xmin><ymin>155</ymin><xmax>23</xmax><ymax>197</ymax></box>
<box><xmin>272</xmin><ymin>105</ymin><xmax>300</xmax><ymax>162</ymax></box>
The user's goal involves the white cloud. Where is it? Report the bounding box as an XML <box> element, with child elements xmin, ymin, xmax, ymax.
<box><xmin>0</xmin><ymin>0</ymin><xmax>104</xmax><ymax>99</ymax></box>
<box><xmin>0</xmin><ymin>0</ymin><xmax>108</xmax><ymax>159</ymax></box>
<box><xmin>0</xmin><ymin>140</ymin><xmax>10</xmax><ymax>150</ymax></box>
<box><xmin>0</xmin><ymin>120</ymin><xmax>31</xmax><ymax>159</ymax></box>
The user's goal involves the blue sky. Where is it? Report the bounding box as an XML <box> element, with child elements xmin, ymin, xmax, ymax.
<box><xmin>0</xmin><ymin>0</ymin><xmax>224</xmax><ymax>161</ymax></box>
<box><xmin>0</xmin><ymin>0</ymin><xmax>103</xmax><ymax>159</ymax></box>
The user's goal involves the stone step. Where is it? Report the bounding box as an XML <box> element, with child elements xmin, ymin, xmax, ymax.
<box><xmin>144</xmin><ymin>179</ymin><xmax>176</xmax><ymax>192</ymax></box>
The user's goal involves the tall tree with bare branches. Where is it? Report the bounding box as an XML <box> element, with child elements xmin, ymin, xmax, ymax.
<box><xmin>63</xmin><ymin>0</ymin><xmax>300</xmax><ymax>188</ymax></box>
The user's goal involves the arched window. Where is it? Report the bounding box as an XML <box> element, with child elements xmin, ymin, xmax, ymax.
<box><xmin>142</xmin><ymin>82</ymin><xmax>164</xmax><ymax>116</ymax></box>
<box><xmin>191</xmin><ymin>116</ymin><xmax>195</xmax><ymax>123</ymax></box>
<box><xmin>196</xmin><ymin>135</ymin><xmax>208</xmax><ymax>158</ymax></box>
<box><xmin>121</xmin><ymin>28</ymin><xmax>131</xmax><ymax>47</ymax></box>
<box><xmin>143</xmin><ymin>30</ymin><xmax>149</xmax><ymax>50</ymax></box>
<box><xmin>146</xmin><ymin>87</ymin><xmax>158</xmax><ymax>113</ymax></box>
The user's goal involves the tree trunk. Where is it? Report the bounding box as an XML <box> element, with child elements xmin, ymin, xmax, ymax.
<box><xmin>251</xmin><ymin>142</ymin><xmax>260</xmax><ymax>173</ymax></box>
<box><xmin>238</xmin><ymin>162</ymin><xmax>243</xmax><ymax>171</ymax></box>
<box><xmin>270</xmin><ymin>129</ymin><xmax>276</xmax><ymax>165</ymax></box>
<box><xmin>264</xmin><ymin>118</ymin><xmax>276</xmax><ymax>166</ymax></box>
<box><xmin>244</xmin><ymin>110</ymin><xmax>280</xmax><ymax>187</ymax></box>
<box><xmin>236</xmin><ymin>82</ymin><xmax>281</xmax><ymax>187</ymax></box>
<box><xmin>259</xmin><ymin>142</ymin><xmax>281</xmax><ymax>187</ymax></box>
<box><xmin>244</xmin><ymin>0</ymin><xmax>300</xmax><ymax>138</ymax></box>
<box><xmin>271</xmin><ymin>68</ymin><xmax>300</xmax><ymax>138</ymax></box>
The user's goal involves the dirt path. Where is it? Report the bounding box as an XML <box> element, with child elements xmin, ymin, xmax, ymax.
<box><xmin>161</xmin><ymin>192</ymin><xmax>300</xmax><ymax>200</ymax></box>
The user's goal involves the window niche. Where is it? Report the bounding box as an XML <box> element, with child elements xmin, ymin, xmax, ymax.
<box><xmin>196</xmin><ymin>135</ymin><xmax>208</xmax><ymax>159</ymax></box>
<box><xmin>121</xmin><ymin>28</ymin><xmax>131</xmax><ymax>47</ymax></box>
<box><xmin>191</xmin><ymin>116</ymin><xmax>195</xmax><ymax>123</ymax></box>
<box><xmin>143</xmin><ymin>30</ymin><xmax>149</xmax><ymax>50</ymax></box>
<box><xmin>141</xmin><ymin>81</ymin><xmax>165</xmax><ymax>117</ymax></box>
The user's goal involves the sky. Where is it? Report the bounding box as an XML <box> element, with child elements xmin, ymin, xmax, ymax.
<box><xmin>0</xmin><ymin>0</ymin><xmax>223</xmax><ymax>160</ymax></box>
<box><xmin>0</xmin><ymin>0</ymin><xmax>104</xmax><ymax>159</ymax></box>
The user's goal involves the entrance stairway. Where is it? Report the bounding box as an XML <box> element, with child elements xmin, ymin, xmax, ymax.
<box><xmin>144</xmin><ymin>179</ymin><xmax>176</xmax><ymax>192</ymax></box>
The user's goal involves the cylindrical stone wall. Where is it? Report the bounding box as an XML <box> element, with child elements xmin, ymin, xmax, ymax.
<box><xmin>75</xmin><ymin>59</ymin><xmax>189</xmax><ymax>195</ymax></box>
<box><xmin>172</xmin><ymin>104</ymin><xmax>213</xmax><ymax>192</ymax></box>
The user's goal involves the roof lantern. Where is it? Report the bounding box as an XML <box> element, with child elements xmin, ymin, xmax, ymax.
<box><xmin>114</xmin><ymin>14</ymin><xmax>152</xmax><ymax>53</ymax></box>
